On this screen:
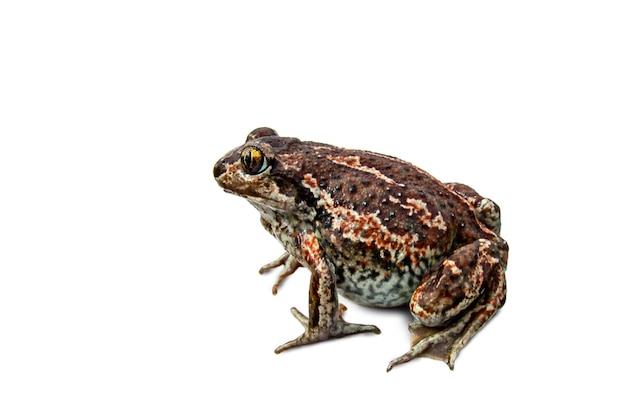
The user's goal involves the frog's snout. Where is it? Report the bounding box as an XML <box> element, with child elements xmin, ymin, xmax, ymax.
<box><xmin>213</xmin><ymin>159</ymin><xmax>227</xmax><ymax>179</ymax></box>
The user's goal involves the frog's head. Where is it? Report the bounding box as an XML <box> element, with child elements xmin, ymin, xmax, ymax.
<box><xmin>213</xmin><ymin>127</ymin><xmax>307</xmax><ymax>213</ymax></box>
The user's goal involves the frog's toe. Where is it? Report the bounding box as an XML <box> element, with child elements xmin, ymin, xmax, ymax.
<box><xmin>387</xmin><ymin>325</ymin><xmax>457</xmax><ymax>372</ymax></box>
<box><xmin>288</xmin><ymin>307</ymin><xmax>309</xmax><ymax>328</ymax></box>
<box><xmin>337</xmin><ymin>321</ymin><xmax>381</xmax><ymax>337</ymax></box>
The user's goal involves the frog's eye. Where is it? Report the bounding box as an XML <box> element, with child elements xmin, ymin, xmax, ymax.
<box><xmin>240</xmin><ymin>146</ymin><xmax>270</xmax><ymax>175</ymax></box>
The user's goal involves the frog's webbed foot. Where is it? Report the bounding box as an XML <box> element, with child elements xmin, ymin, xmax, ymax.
<box><xmin>387</xmin><ymin>239</ymin><xmax>507</xmax><ymax>372</ymax></box>
<box><xmin>386</xmin><ymin>294</ymin><xmax>501</xmax><ymax>371</ymax></box>
<box><xmin>275</xmin><ymin>306</ymin><xmax>381</xmax><ymax>354</ymax></box>
<box><xmin>259</xmin><ymin>252</ymin><xmax>301</xmax><ymax>295</ymax></box>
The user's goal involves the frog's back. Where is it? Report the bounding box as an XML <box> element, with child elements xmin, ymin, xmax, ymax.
<box><xmin>291</xmin><ymin>141</ymin><xmax>474</xmax><ymax>239</ymax></box>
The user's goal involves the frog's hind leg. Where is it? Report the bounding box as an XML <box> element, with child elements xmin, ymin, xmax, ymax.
<box><xmin>446</xmin><ymin>182</ymin><xmax>501</xmax><ymax>234</ymax></box>
<box><xmin>387</xmin><ymin>239</ymin><xmax>506</xmax><ymax>371</ymax></box>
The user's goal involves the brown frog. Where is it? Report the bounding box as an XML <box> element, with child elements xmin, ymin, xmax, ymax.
<box><xmin>213</xmin><ymin>127</ymin><xmax>508</xmax><ymax>371</ymax></box>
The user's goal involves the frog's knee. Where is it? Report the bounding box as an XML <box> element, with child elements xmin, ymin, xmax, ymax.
<box><xmin>446</xmin><ymin>182</ymin><xmax>501</xmax><ymax>234</ymax></box>
<box><xmin>475</xmin><ymin>198</ymin><xmax>501</xmax><ymax>234</ymax></box>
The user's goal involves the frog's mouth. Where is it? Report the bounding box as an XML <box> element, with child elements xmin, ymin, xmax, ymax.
<box><xmin>217</xmin><ymin>185</ymin><xmax>251</xmax><ymax>201</ymax></box>
<box><xmin>239</xmin><ymin>193</ymin><xmax>295</xmax><ymax>213</ymax></box>
<box><xmin>216</xmin><ymin>177</ymin><xmax>281</xmax><ymax>206</ymax></box>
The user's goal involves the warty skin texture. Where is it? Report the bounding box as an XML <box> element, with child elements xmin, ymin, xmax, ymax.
<box><xmin>214</xmin><ymin>127</ymin><xmax>508</xmax><ymax>371</ymax></box>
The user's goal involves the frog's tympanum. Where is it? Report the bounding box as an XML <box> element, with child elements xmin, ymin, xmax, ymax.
<box><xmin>213</xmin><ymin>128</ymin><xmax>508</xmax><ymax>371</ymax></box>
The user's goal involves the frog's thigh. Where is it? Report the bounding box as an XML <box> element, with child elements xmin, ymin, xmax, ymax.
<box><xmin>410</xmin><ymin>239</ymin><xmax>496</xmax><ymax>327</ymax></box>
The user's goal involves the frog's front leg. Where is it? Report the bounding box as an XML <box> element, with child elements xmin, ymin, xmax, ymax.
<box><xmin>387</xmin><ymin>238</ymin><xmax>507</xmax><ymax>371</ymax></box>
<box><xmin>259</xmin><ymin>252</ymin><xmax>302</xmax><ymax>295</ymax></box>
<box><xmin>258</xmin><ymin>217</ymin><xmax>304</xmax><ymax>294</ymax></box>
<box><xmin>275</xmin><ymin>231</ymin><xmax>381</xmax><ymax>353</ymax></box>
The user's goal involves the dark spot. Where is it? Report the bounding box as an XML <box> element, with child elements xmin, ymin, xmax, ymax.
<box><xmin>335</xmin><ymin>269</ymin><xmax>345</xmax><ymax>285</ymax></box>
<box><xmin>368</xmin><ymin>283</ymin><xmax>378</xmax><ymax>294</ymax></box>
<box><xmin>319</xmin><ymin>213</ymin><xmax>333</xmax><ymax>229</ymax></box>
<box><xmin>358</xmin><ymin>272</ymin><xmax>371</xmax><ymax>283</ymax></box>
<box><xmin>348</xmin><ymin>184</ymin><xmax>358</xmax><ymax>194</ymax></box>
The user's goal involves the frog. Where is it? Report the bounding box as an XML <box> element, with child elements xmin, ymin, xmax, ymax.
<box><xmin>213</xmin><ymin>127</ymin><xmax>508</xmax><ymax>371</ymax></box>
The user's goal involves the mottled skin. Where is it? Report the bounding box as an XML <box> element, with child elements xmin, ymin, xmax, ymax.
<box><xmin>213</xmin><ymin>127</ymin><xmax>508</xmax><ymax>371</ymax></box>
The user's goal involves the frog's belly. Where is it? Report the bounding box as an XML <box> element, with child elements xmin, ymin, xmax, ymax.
<box><xmin>333</xmin><ymin>264</ymin><xmax>422</xmax><ymax>308</ymax></box>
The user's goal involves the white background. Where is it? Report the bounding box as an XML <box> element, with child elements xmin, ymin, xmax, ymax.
<box><xmin>1</xmin><ymin>1</ymin><xmax>625</xmax><ymax>416</ymax></box>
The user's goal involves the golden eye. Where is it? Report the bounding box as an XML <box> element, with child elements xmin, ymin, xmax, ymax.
<box><xmin>240</xmin><ymin>146</ymin><xmax>270</xmax><ymax>175</ymax></box>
